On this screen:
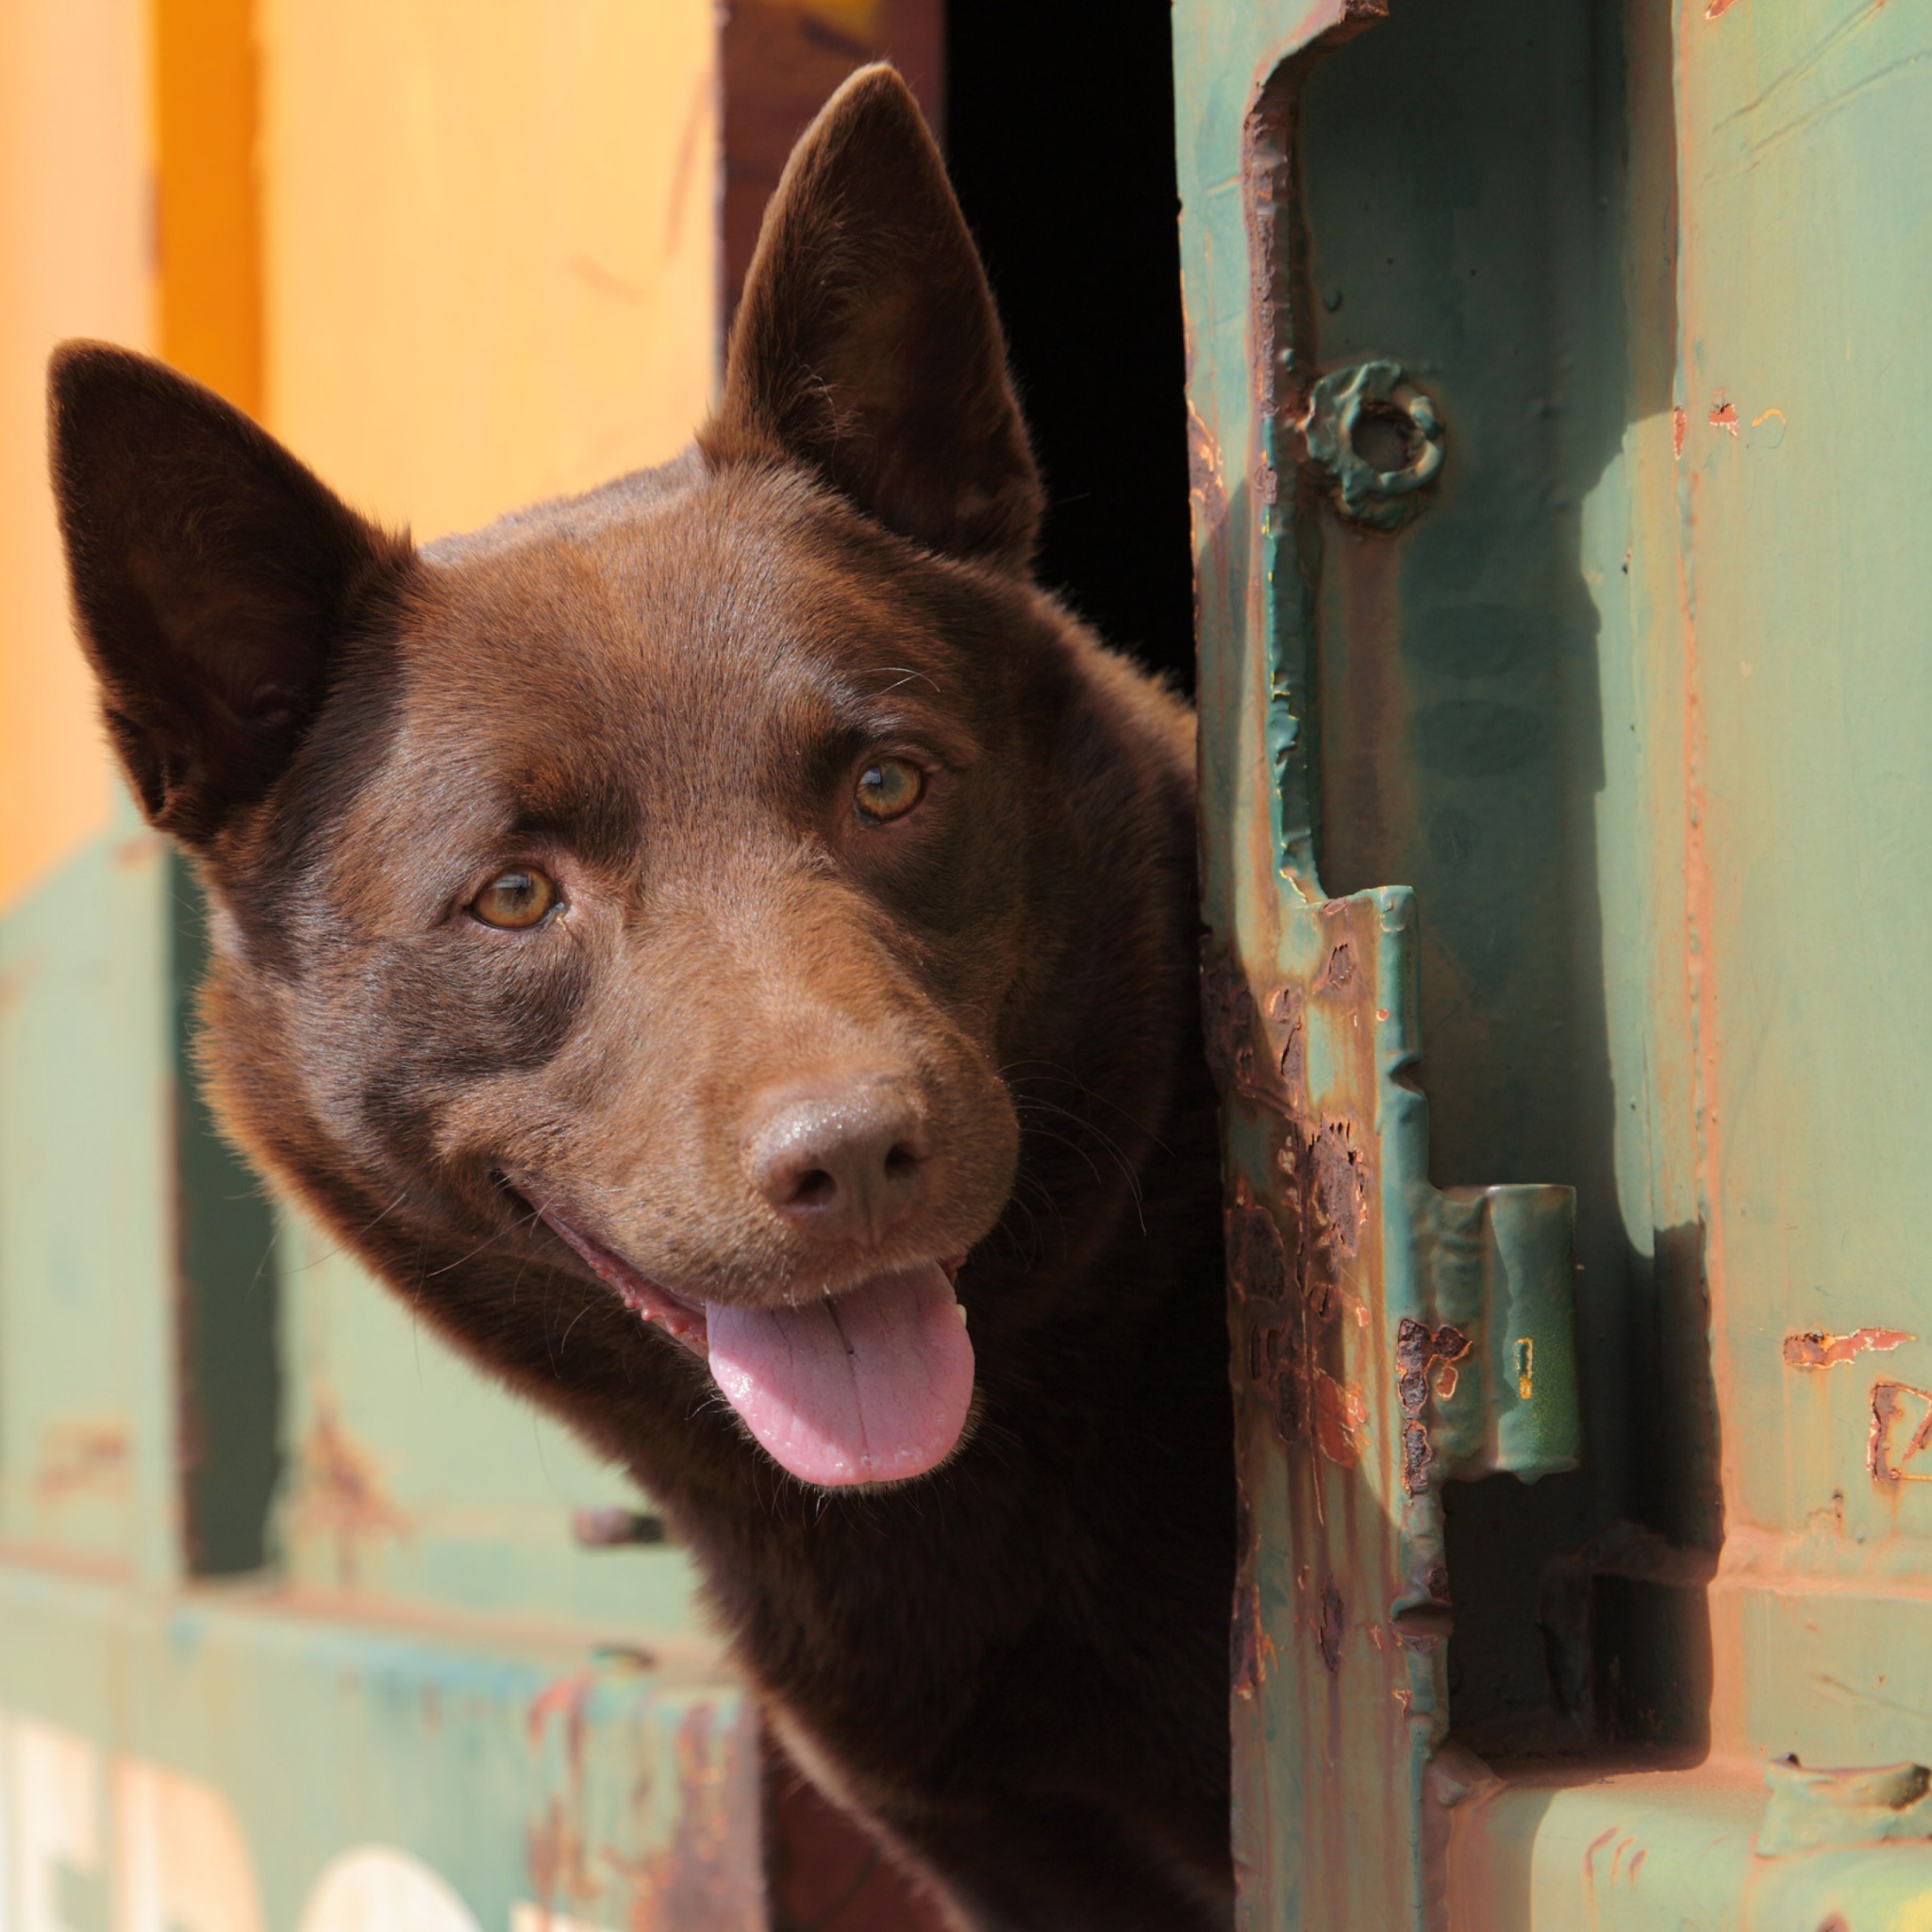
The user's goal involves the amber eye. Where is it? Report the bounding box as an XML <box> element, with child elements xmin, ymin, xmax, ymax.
<box><xmin>471</xmin><ymin>867</ymin><xmax>559</xmax><ymax>929</ymax></box>
<box><xmin>854</xmin><ymin>757</ymin><xmax>924</xmax><ymax>823</ymax></box>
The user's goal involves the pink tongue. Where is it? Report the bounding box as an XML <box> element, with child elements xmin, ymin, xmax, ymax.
<box><xmin>705</xmin><ymin>1262</ymin><xmax>974</xmax><ymax>1487</ymax></box>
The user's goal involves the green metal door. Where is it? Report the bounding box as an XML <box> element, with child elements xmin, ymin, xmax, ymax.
<box><xmin>0</xmin><ymin>834</ymin><xmax>761</xmax><ymax>1932</ymax></box>
<box><xmin>1174</xmin><ymin>0</ymin><xmax>1932</xmax><ymax>1924</ymax></box>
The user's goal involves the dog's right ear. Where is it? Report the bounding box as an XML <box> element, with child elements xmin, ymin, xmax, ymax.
<box><xmin>703</xmin><ymin>65</ymin><xmax>1043</xmax><ymax>572</ymax></box>
<box><xmin>48</xmin><ymin>343</ymin><xmax>412</xmax><ymax>848</ymax></box>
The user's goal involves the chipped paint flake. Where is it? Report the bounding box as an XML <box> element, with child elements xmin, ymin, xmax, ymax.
<box><xmin>1312</xmin><ymin>1372</ymin><xmax>1367</xmax><ymax>1469</ymax></box>
<box><xmin>1870</xmin><ymin>1381</ymin><xmax>1932</xmax><ymax>1484</ymax></box>
<box><xmin>1782</xmin><ymin>1327</ymin><xmax>1912</xmax><ymax>1370</ymax></box>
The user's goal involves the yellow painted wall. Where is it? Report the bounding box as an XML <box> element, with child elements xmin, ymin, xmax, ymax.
<box><xmin>0</xmin><ymin>0</ymin><xmax>151</xmax><ymax>911</ymax></box>
<box><xmin>258</xmin><ymin>0</ymin><xmax>719</xmax><ymax>542</ymax></box>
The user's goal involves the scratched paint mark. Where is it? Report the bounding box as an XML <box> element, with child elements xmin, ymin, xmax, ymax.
<box><xmin>1312</xmin><ymin>1372</ymin><xmax>1367</xmax><ymax>1469</ymax></box>
<box><xmin>1705</xmin><ymin>0</ymin><xmax>1743</xmax><ymax>16</ymax></box>
<box><xmin>1673</xmin><ymin>407</ymin><xmax>1687</xmax><ymax>459</ymax></box>
<box><xmin>565</xmin><ymin>256</ymin><xmax>647</xmax><ymax>306</ymax></box>
<box><xmin>1870</xmin><ymin>1382</ymin><xmax>1932</xmax><ymax>1483</ymax></box>
<box><xmin>1317</xmin><ymin>1581</ymin><xmax>1345</xmax><ymax>1674</ymax></box>
<box><xmin>291</xmin><ymin>1399</ymin><xmax>412</xmax><ymax>1590</ymax></box>
<box><xmin>1582</xmin><ymin>1825</ymin><xmax>1619</xmax><ymax>1887</ymax></box>
<box><xmin>34</xmin><ymin>1419</ymin><xmax>130</xmax><ymax>1502</ymax></box>
<box><xmin>1708</xmin><ymin>396</ymin><xmax>1740</xmax><ymax>436</ymax></box>
<box><xmin>1784</xmin><ymin>1327</ymin><xmax>1913</xmax><ymax>1369</ymax></box>
<box><xmin>1514</xmin><ymin>1336</ymin><xmax>1535</xmax><ymax>1401</ymax></box>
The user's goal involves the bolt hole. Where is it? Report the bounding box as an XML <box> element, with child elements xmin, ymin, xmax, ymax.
<box><xmin>1351</xmin><ymin>402</ymin><xmax>1418</xmax><ymax>475</ymax></box>
<box><xmin>1391</xmin><ymin>1600</ymin><xmax>1455</xmax><ymax>1642</ymax></box>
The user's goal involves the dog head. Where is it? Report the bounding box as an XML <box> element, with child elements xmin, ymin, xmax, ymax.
<box><xmin>50</xmin><ymin>68</ymin><xmax>1185</xmax><ymax>1494</ymax></box>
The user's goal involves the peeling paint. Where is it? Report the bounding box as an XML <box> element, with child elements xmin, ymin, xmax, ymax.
<box><xmin>289</xmin><ymin>1400</ymin><xmax>411</xmax><ymax>1590</ymax></box>
<box><xmin>33</xmin><ymin>1420</ymin><xmax>130</xmax><ymax>1504</ymax></box>
<box><xmin>1783</xmin><ymin>1327</ymin><xmax>1912</xmax><ymax>1370</ymax></box>
<box><xmin>1869</xmin><ymin>1381</ymin><xmax>1932</xmax><ymax>1485</ymax></box>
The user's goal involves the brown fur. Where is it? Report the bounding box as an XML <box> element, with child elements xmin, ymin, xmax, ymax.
<box><xmin>49</xmin><ymin>68</ymin><xmax>1233</xmax><ymax>1932</ymax></box>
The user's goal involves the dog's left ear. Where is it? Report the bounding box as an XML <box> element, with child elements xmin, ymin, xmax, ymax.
<box><xmin>49</xmin><ymin>343</ymin><xmax>412</xmax><ymax>848</ymax></box>
<box><xmin>702</xmin><ymin>64</ymin><xmax>1043</xmax><ymax>572</ymax></box>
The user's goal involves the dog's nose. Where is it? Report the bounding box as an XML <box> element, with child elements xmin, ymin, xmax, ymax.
<box><xmin>743</xmin><ymin>1078</ymin><xmax>931</xmax><ymax>1245</ymax></box>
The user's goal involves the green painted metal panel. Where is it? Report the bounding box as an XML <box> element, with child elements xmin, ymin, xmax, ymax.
<box><xmin>271</xmin><ymin>1208</ymin><xmax>703</xmax><ymax>1638</ymax></box>
<box><xmin>0</xmin><ymin>1560</ymin><xmax>759</xmax><ymax>1932</ymax></box>
<box><xmin>1177</xmin><ymin>0</ymin><xmax>1932</xmax><ymax>1923</ymax></box>
<box><xmin>0</xmin><ymin>804</ymin><xmax>175</xmax><ymax>1586</ymax></box>
<box><xmin>0</xmin><ymin>813</ymin><xmax>746</xmax><ymax>1925</ymax></box>
<box><xmin>1665</xmin><ymin>0</ymin><xmax>1932</xmax><ymax>1717</ymax></box>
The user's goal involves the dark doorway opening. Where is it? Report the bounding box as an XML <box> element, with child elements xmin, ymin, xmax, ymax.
<box><xmin>946</xmin><ymin>5</ymin><xmax>1196</xmax><ymax>694</ymax></box>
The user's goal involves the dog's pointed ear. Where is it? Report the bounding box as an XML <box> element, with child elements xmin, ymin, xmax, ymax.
<box><xmin>48</xmin><ymin>342</ymin><xmax>412</xmax><ymax>847</ymax></box>
<box><xmin>702</xmin><ymin>65</ymin><xmax>1043</xmax><ymax>571</ymax></box>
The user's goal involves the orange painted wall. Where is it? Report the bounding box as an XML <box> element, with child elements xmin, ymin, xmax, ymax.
<box><xmin>0</xmin><ymin>0</ymin><xmax>720</xmax><ymax>913</ymax></box>
<box><xmin>258</xmin><ymin>0</ymin><xmax>718</xmax><ymax>543</ymax></box>
<box><xmin>0</xmin><ymin>0</ymin><xmax>151</xmax><ymax>912</ymax></box>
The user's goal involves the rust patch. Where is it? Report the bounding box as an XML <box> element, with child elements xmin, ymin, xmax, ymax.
<box><xmin>1230</xmin><ymin>1201</ymin><xmax>1309</xmax><ymax>1445</ymax></box>
<box><xmin>1783</xmin><ymin>1327</ymin><xmax>1912</xmax><ymax>1369</ymax></box>
<box><xmin>1187</xmin><ymin>400</ymin><xmax>1229</xmax><ymax>548</ymax></box>
<box><xmin>1402</xmin><ymin>1421</ymin><xmax>1432</xmax><ymax>1495</ymax></box>
<box><xmin>291</xmin><ymin>1399</ymin><xmax>411</xmax><ymax>1589</ymax></box>
<box><xmin>34</xmin><ymin>1419</ymin><xmax>130</xmax><ymax>1504</ymax></box>
<box><xmin>1229</xmin><ymin>1202</ymin><xmax>1291</xmax><ymax>1307</ymax></box>
<box><xmin>1232</xmin><ymin>1581</ymin><xmax>1276</xmax><ymax>1699</ymax></box>
<box><xmin>611</xmin><ymin>1704</ymin><xmax>761</xmax><ymax>1931</ymax></box>
<box><xmin>1394</xmin><ymin>1320</ymin><xmax>1473</xmax><ymax>1491</ymax></box>
<box><xmin>1317</xmin><ymin>1580</ymin><xmax>1345</xmax><ymax>1674</ymax></box>
<box><xmin>1201</xmin><ymin>948</ymin><xmax>1258</xmax><ymax>1094</ymax></box>
<box><xmin>1391</xmin><ymin>1566</ymin><xmax>1452</xmax><ymax>1646</ymax></box>
<box><xmin>526</xmin><ymin>1673</ymin><xmax>598</xmax><ymax>1914</ymax></box>
<box><xmin>1708</xmin><ymin>395</ymin><xmax>1740</xmax><ymax>435</ymax></box>
<box><xmin>1269</xmin><ymin>984</ymin><xmax>1307</xmax><ymax>1099</ymax></box>
<box><xmin>1312</xmin><ymin>1372</ymin><xmax>1366</xmax><ymax>1469</ymax></box>
<box><xmin>1323</xmin><ymin>941</ymin><xmax>1355</xmax><ymax>990</ymax></box>
<box><xmin>1396</xmin><ymin>1317</ymin><xmax>1433</xmax><ymax>1417</ymax></box>
<box><xmin>1870</xmin><ymin>1381</ymin><xmax>1932</xmax><ymax>1485</ymax></box>
<box><xmin>1307</xmin><ymin>1123</ymin><xmax>1367</xmax><ymax>1258</ymax></box>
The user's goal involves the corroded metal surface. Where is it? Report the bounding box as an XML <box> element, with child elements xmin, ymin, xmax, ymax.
<box><xmin>1176</xmin><ymin>5</ymin><xmax>1578</xmax><ymax>1924</ymax></box>
<box><xmin>0</xmin><ymin>1562</ymin><xmax>761</xmax><ymax>1932</ymax></box>
<box><xmin>1177</xmin><ymin>0</ymin><xmax>1932</xmax><ymax>1924</ymax></box>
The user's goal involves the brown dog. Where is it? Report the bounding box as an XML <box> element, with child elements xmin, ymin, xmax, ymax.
<box><xmin>50</xmin><ymin>67</ymin><xmax>1233</xmax><ymax>1932</ymax></box>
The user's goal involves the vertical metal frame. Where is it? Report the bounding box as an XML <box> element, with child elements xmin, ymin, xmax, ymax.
<box><xmin>1175</xmin><ymin>5</ymin><xmax>1578</xmax><ymax>1924</ymax></box>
